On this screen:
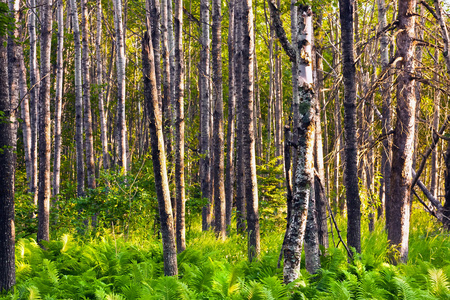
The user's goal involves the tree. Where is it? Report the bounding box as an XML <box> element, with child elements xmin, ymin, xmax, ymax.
<box><xmin>69</xmin><ymin>0</ymin><xmax>85</xmax><ymax>198</ymax></box>
<box><xmin>225</xmin><ymin>0</ymin><xmax>236</xmax><ymax>229</ymax></box>
<box><xmin>0</xmin><ymin>0</ymin><xmax>16</xmax><ymax>290</ymax></box>
<box><xmin>242</xmin><ymin>0</ymin><xmax>260</xmax><ymax>262</ymax></box>
<box><xmin>142</xmin><ymin>30</ymin><xmax>178</xmax><ymax>276</ymax></box>
<box><xmin>37</xmin><ymin>0</ymin><xmax>53</xmax><ymax>243</ymax></box>
<box><xmin>339</xmin><ymin>0</ymin><xmax>361</xmax><ymax>254</ymax></box>
<box><xmin>174</xmin><ymin>0</ymin><xmax>186</xmax><ymax>252</ymax></box>
<box><xmin>388</xmin><ymin>0</ymin><xmax>417</xmax><ymax>263</ymax></box>
<box><xmin>212</xmin><ymin>0</ymin><xmax>226</xmax><ymax>239</ymax></box>
<box><xmin>113</xmin><ymin>0</ymin><xmax>128</xmax><ymax>173</ymax></box>
<box><xmin>53</xmin><ymin>0</ymin><xmax>64</xmax><ymax>197</ymax></box>
<box><xmin>200</xmin><ymin>0</ymin><xmax>211</xmax><ymax>231</ymax></box>
<box><xmin>82</xmin><ymin>0</ymin><xmax>96</xmax><ymax>190</ymax></box>
<box><xmin>97</xmin><ymin>0</ymin><xmax>109</xmax><ymax>170</ymax></box>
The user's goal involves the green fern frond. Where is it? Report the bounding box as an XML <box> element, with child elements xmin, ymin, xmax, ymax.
<box><xmin>43</xmin><ymin>259</ymin><xmax>59</xmax><ymax>284</ymax></box>
<box><xmin>428</xmin><ymin>268</ymin><xmax>450</xmax><ymax>298</ymax></box>
<box><xmin>260</xmin><ymin>276</ymin><xmax>287</xmax><ymax>300</ymax></box>
<box><xmin>27</xmin><ymin>286</ymin><xmax>42</xmax><ymax>300</ymax></box>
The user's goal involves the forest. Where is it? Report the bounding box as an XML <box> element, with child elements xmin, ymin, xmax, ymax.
<box><xmin>1</xmin><ymin>0</ymin><xmax>450</xmax><ymax>298</ymax></box>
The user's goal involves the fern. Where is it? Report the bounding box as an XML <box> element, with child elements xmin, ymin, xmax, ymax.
<box><xmin>428</xmin><ymin>268</ymin><xmax>450</xmax><ymax>298</ymax></box>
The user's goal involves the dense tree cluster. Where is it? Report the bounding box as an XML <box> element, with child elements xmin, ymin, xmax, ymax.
<box><xmin>2</xmin><ymin>0</ymin><xmax>450</xmax><ymax>292</ymax></box>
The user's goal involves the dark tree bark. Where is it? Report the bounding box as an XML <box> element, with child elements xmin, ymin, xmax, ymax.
<box><xmin>212</xmin><ymin>0</ymin><xmax>226</xmax><ymax>239</ymax></box>
<box><xmin>37</xmin><ymin>0</ymin><xmax>53</xmax><ymax>243</ymax></box>
<box><xmin>200</xmin><ymin>0</ymin><xmax>211</xmax><ymax>231</ymax></box>
<box><xmin>143</xmin><ymin>31</ymin><xmax>178</xmax><ymax>276</ymax></box>
<box><xmin>0</xmin><ymin>0</ymin><xmax>16</xmax><ymax>290</ymax></box>
<box><xmin>339</xmin><ymin>0</ymin><xmax>361</xmax><ymax>254</ymax></box>
<box><xmin>388</xmin><ymin>0</ymin><xmax>417</xmax><ymax>264</ymax></box>
<box><xmin>242</xmin><ymin>0</ymin><xmax>260</xmax><ymax>262</ymax></box>
<box><xmin>174</xmin><ymin>0</ymin><xmax>186</xmax><ymax>252</ymax></box>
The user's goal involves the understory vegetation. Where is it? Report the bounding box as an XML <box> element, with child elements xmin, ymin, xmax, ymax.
<box><xmin>3</xmin><ymin>185</ymin><xmax>450</xmax><ymax>300</ymax></box>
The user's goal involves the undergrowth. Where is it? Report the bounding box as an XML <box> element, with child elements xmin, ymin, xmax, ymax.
<box><xmin>2</xmin><ymin>208</ymin><xmax>450</xmax><ymax>299</ymax></box>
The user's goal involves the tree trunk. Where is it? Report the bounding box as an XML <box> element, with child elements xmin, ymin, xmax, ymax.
<box><xmin>388</xmin><ymin>0</ymin><xmax>416</xmax><ymax>264</ymax></box>
<box><xmin>378</xmin><ymin>0</ymin><xmax>391</xmax><ymax>220</ymax></box>
<box><xmin>430</xmin><ymin>48</ymin><xmax>440</xmax><ymax>198</ymax></box>
<box><xmin>113</xmin><ymin>0</ymin><xmax>127</xmax><ymax>173</ymax></box>
<box><xmin>339</xmin><ymin>0</ymin><xmax>361</xmax><ymax>254</ymax></box>
<box><xmin>161</xmin><ymin>0</ymin><xmax>173</xmax><ymax>158</ymax></box>
<box><xmin>200</xmin><ymin>0</ymin><xmax>211</xmax><ymax>231</ymax></box>
<box><xmin>212</xmin><ymin>0</ymin><xmax>226</xmax><ymax>239</ymax></box>
<box><xmin>225</xmin><ymin>0</ymin><xmax>236</xmax><ymax>230</ymax></box>
<box><xmin>242</xmin><ymin>0</ymin><xmax>260</xmax><ymax>262</ymax></box>
<box><xmin>174</xmin><ymin>0</ymin><xmax>186</xmax><ymax>252</ymax></box>
<box><xmin>97</xmin><ymin>0</ymin><xmax>109</xmax><ymax>170</ymax></box>
<box><xmin>82</xmin><ymin>0</ymin><xmax>96</xmax><ymax>190</ymax></box>
<box><xmin>142</xmin><ymin>30</ymin><xmax>178</xmax><ymax>276</ymax></box>
<box><xmin>0</xmin><ymin>0</ymin><xmax>16</xmax><ymax>290</ymax></box>
<box><xmin>70</xmin><ymin>0</ymin><xmax>85</xmax><ymax>198</ymax></box>
<box><xmin>28</xmin><ymin>0</ymin><xmax>39</xmax><ymax>207</ymax></box>
<box><xmin>53</xmin><ymin>0</ymin><xmax>64</xmax><ymax>197</ymax></box>
<box><xmin>37</xmin><ymin>0</ymin><xmax>53</xmax><ymax>243</ymax></box>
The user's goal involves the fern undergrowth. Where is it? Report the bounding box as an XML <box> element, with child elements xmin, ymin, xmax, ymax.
<box><xmin>2</xmin><ymin>208</ymin><xmax>450</xmax><ymax>299</ymax></box>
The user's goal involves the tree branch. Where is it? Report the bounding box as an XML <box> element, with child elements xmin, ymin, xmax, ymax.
<box><xmin>267</xmin><ymin>0</ymin><xmax>296</xmax><ymax>63</ymax></box>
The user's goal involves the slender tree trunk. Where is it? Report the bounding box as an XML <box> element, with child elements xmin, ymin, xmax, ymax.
<box><xmin>161</xmin><ymin>0</ymin><xmax>173</xmax><ymax>158</ymax></box>
<box><xmin>212</xmin><ymin>0</ymin><xmax>226</xmax><ymax>239</ymax></box>
<box><xmin>0</xmin><ymin>0</ymin><xmax>16</xmax><ymax>291</ymax></box>
<box><xmin>388</xmin><ymin>0</ymin><xmax>416</xmax><ymax>264</ymax></box>
<box><xmin>234</xmin><ymin>0</ymin><xmax>246</xmax><ymax>234</ymax></box>
<box><xmin>242</xmin><ymin>0</ymin><xmax>259</xmax><ymax>262</ymax></box>
<box><xmin>113</xmin><ymin>0</ymin><xmax>127</xmax><ymax>173</ymax></box>
<box><xmin>82</xmin><ymin>0</ymin><xmax>95</xmax><ymax>190</ymax></box>
<box><xmin>70</xmin><ymin>0</ymin><xmax>85</xmax><ymax>197</ymax></box>
<box><xmin>97</xmin><ymin>0</ymin><xmax>109</xmax><ymax>170</ymax></box>
<box><xmin>431</xmin><ymin>48</ymin><xmax>440</xmax><ymax>198</ymax></box>
<box><xmin>225</xmin><ymin>0</ymin><xmax>236</xmax><ymax>230</ymax></box>
<box><xmin>37</xmin><ymin>0</ymin><xmax>53</xmax><ymax>243</ymax></box>
<box><xmin>200</xmin><ymin>0</ymin><xmax>211</xmax><ymax>231</ymax></box>
<box><xmin>28</xmin><ymin>0</ymin><xmax>39</xmax><ymax>207</ymax></box>
<box><xmin>53</xmin><ymin>0</ymin><xmax>64</xmax><ymax>197</ymax></box>
<box><xmin>378</xmin><ymin>0</ymin><xmax>391</xmax><ymax>220</ymax></box>
<box><xmin>339</xmin><ymin>0</ymin><xmax>361</xmax><ymax>254</ymax></box>
<box><xmin>174</xmin><ymin>0</ymin><xmax>186</xmax><ymax>252</ymax></box>
<box><xmin>20</xmin><ymin>56</ymin><xmax>32</xmax><ymax>191</ymax></box>
<box><xmin>143</xmin><ymin>30</ymin><xmax>178</xmax><ymax>276</ymax></box>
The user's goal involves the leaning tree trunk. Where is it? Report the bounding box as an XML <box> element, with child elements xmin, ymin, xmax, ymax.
<box><xmin>212</xmin><ymin>0</ymin><xmax>226</xmax><ymax>239</ymax></box>
<box><xmin>70</xmin><ymin>0</ymin><xmax>85</xmax><ymax>198</ymax></box>
<box><xmin>37</xmin><ymin>0</ymin><xmax>53</xmax><ymax>244</ymax></box>
<box><xmin>174</xmin><ymin>0</ymin><xmax>186</xmax><ymax>252</ymax></box>
<box><xmin>53</xmin><ymin>0</ymin><xmax>64</xmax><ymax>197</ymax></box>
<box><xmin>82</xmin><ymin>0</ymin><xmax>96</xmax><ymax>190</ymax></box>
<box><xmin>339</xmin><ymin>0</ymin><xmax>361</xmax><ymax>254</ymax></box>
<box><xmin>0</xmin><ymin>0</ymin><xmax>16</xmax><ymax>291</ymax></box>
<box><xmin>200</xmin><ymin>0</ymin><xmax>211</xmax><ymax>231</ymax></box>
<box><xmin>388</xmin><ymin>0</ymin><xmax>416</xmax><ymax>264</ymax></box>
<box><xmin>142</xmin><ymin>30</ymin><xmax>178</xmax><ymax>276</ymax></box>
<box><xmin>113</xmin><ymin>0</ymin><xmax>128</xmax><ymax>173</ymax></box>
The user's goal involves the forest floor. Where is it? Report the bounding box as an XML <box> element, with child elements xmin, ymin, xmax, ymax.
<box><xmin>1</xmin><ymin>208</ymin><xmax>450</xmax><ymax>299</ymax></box>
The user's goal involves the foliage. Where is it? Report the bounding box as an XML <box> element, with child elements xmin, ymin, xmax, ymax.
<box><xmin>3</xmin><ymin>209</ymin><xmax>450</xmax><ymax>299</ymax></box>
